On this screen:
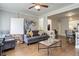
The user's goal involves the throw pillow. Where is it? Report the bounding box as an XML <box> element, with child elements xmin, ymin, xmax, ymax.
<box><xmin>28</xmin><ymin>31</ymin><xmax>33</xmax><ymax>37</ymax></box>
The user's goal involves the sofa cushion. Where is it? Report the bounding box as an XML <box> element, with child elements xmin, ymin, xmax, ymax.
<box><xmin>32</xmin><ymin>30</ymin><xmax>39</xmax><ymax>36</ymax></box>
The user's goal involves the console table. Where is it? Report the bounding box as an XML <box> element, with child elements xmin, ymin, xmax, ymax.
<box><xmin>38</xmin><ymin>39</ymin><xmax>62</xmax><ymax>56</ymax></box>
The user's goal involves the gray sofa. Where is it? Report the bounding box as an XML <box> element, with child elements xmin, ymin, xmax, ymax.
<box><xmin>2</xmin><ymin>35</ymin><xmax>16</xmax><ymax>51</ymax></box>
<box><xmin>24</xmin><ymin>35</ymin><xmax>49</xmax><ymax>45</ymax></box>
<box><xmin>24</xmin><ymin>30</ymin><xmax>49</xmax><ymax>45</ymax></box>
<box><xmin>0</xmin><ymin>31</ymin><xmax>16</xmax><ymax>51</ymax></box>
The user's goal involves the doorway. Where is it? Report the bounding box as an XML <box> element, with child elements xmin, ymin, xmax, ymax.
<box><xmin>48</xmin><ymin>19</ymin><xmax>52</xmax><ymax>31</ymax></box>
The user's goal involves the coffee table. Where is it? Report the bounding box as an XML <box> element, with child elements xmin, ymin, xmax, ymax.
<box><xmin>38</xmin><ymin>39</ymin><xmax>62</xmax><ymax>56</ymax></box>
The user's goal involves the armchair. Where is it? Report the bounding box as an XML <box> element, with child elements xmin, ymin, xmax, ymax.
<box><xmin>0</xmin><ymin>31</ymin><xmax>16</xmax><ymax>51</ymax></box>
<box><xmin>2</xmin><ymin>35</ymin><xmax>16</xmax><ymax>50</ymax></box>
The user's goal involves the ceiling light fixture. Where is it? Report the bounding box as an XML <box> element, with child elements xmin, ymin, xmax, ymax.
<box><xmin>34</xmin><ymin>5</ymin><xmax>40</xmax><ymax>10</ymax></box>
<box><xmin>66</xmin><ymin>12</ymin><xmax>75</xmax><ymax>17</ymax></box>
<box><xmin>28</xmin><ymin>3</ymin><xmax>48</xmax><ymax>11</ymax></box>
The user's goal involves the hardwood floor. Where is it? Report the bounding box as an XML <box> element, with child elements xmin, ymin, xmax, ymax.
<box><xmin>4</xmin><ymin>37</ymin><xmax>79</xmax><ymax>56</ymax></box>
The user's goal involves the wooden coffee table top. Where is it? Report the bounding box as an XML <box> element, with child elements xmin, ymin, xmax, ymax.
<box><xmin>39</xmin><ymin>39</ymin><xmax>61</xmax><ymax>46</ymax></box>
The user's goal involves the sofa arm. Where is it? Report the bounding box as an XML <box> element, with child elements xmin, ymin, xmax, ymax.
<box><xmin>2</xmin><ymin>40</ymin><xmax>16</xmax><ymax>50</ymax></box>
<box><xmin>24</xmin><ymin>35</ymin><xmax>29</xmax><ymax>44</ymax></box>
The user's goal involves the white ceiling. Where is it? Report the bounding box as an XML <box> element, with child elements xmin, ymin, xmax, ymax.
<box><xmin>48</xmin><ymin>8</ymin><xmax>79</xmax><ymax>19</ymax></box>
<box><xmin>0</xmin><ymin>3</ymin><xmax>73</xmax><ymax>17</ymax></box>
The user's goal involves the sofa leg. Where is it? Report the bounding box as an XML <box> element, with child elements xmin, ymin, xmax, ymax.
<box><xmin>26</xmin><ymin>43</ymin><xmax>30</xmax><ymax>46</ymax></box>
<box><xmin>38</xmin><ymin>43</ymin><xmax>39</xmax><ymax>52</ymax></box>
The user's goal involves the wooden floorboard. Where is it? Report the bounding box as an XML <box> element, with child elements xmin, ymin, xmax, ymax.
<box><xmin>4</xmin><ymin>37</ymin><xmax>79</xmax><ymax>56</ymax></box>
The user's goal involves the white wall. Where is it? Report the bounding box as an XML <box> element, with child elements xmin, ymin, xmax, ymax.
<box><xmin>0</xmin><ymin>10</ymin><xmax>17</xmax><ymax>31</ymax></box>
<box><xmin>59</xmin><ymin>18</ymin><xmax>69</xmax><ymax>36</ymax></box>
<box><xmin>0</xmin><ymin>10</ymin><xmax>38</xmax><ymax>32</ymax></box>
<box><xmin>50</xmin><ymin>17</ymin><xmax>79</xmax><ymax>36</ymax></box>
<box><xmin>39</xmin><ymin>18</ymin><xmax>44</xmax><ymax>30</ymax></box>
<box><xmin>51</xmin><ymin>19</ymin><xmax>59</xmax><ymax>30</ymax></box>
<box><xmin>60</xmin><ymin>17</ymin><xmax>79</xmax><ymax>36</ymax></box>
<box><xmin>49</xmin><ymin>17</ymin><xmax>69</xmax><ymax>36</ymax></box>
<box><xmin>38</xmin><ymin>16</ymin><xmax>48</xmax><ymax>31</ymax></box>
<box><xmin>48</xmin><ymin>15</ymin><xmax>79</xmax><ymax>36</ymax></box>
<box><xmin>69</xmin><ymin>17</ymin><xmax>79</xmax><ymax>30</ymax></box>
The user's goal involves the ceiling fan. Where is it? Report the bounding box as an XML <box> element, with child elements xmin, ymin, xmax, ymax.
<box><xmin>28</xmin><ymin>3</ymin><xmax>48</xmax><ymax>11</ymax></box>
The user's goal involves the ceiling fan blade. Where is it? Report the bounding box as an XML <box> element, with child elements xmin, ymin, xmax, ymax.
<box><xmin>32</xmin><ymin>3</ymin><xmax>39</xmax><ymax>5</ymax></box>
<box><xmin>28</xmin><ymin>6</ymin><xmax>35</xmax><ymax>9</ymax></box>
<box><xmin>32</xmin><ymin>3</ymin><xmax>36</xmax><ymax>4</ymax></box>
<box><xmin>40</xmin><ymin>5</ymin><xmax>48</xmax><ymax>8</ymax></box>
